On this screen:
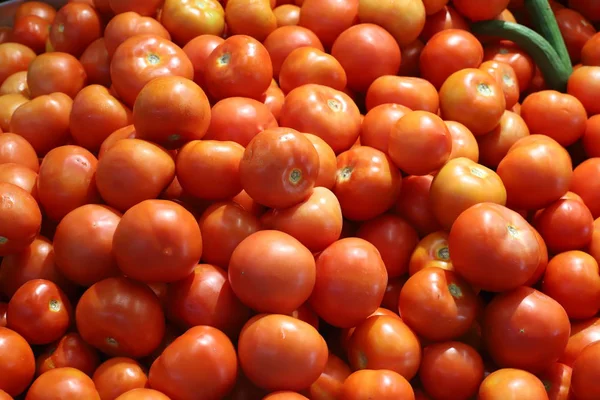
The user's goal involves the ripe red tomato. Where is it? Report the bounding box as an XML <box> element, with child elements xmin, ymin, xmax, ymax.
<box><xmin>11</xmin><ymin>15</ymin><xmax>51</xmax><ymax>55</ymax></box>
<box><xmin>36</xmin><ymin>332</ymin><xmax>99</xmax><ymax>377</ymax></box>
<box><xmin>571</xmin><ymin>158</ymin><xmax>600</xmax><ymax>218</ymax></box>
<box><xmin>182</xmin><ymin>34</ymin><xmax>225</xmax><ymax>89</ymax></box>
<box><xmin>393</xmin><ymin>175</ymin><xmax>441</xmax><ymax>237</ymax></box>
<box><xmin>388</xmin><ymin>110</ymin><xmax>453</xmax><ymax>175</ymax></box>
<box><xmin>497</xmin><ymin>135</ymin><xmax>573</xmax><ymax>211</ymax></box>
<box><xmin>0</xmin><ymin>303</ymin><xmax>6</xmax><ymax>327</ymax></box>
<box><xmin>160</xmin><ymin>0</ymin><xmax>225</xmax><ymax>46</ymax></box>
<box><xmin>445</xmin><ymin>121</ymin><xmax>480</xmax><ymax>162</ymax></box>
<box><xmin>229</xmin><ymin>230</ymin><xmax>316</xmax><ymax>313</ymax></box>
<box><xmin>76</xmin><ymin>277</ymin><xmax>166</xmax><ymax>358</ymax></box>
<box><xmin>0</xmin><ymin>182</ymin><xmax>42</xmax><ymax>256</ymax></box>
<box><xmin>297</xmin><ymin>0</ymin><xmax>358</xmax><ymax>48</ymax></box>
<box><xmin>278</xmin><ymin>47</ymin><xmax>347</xmax><ymax>94</ymax></box>
<box><xmin>279</xmin><ymin>84</ymin><xmax>362</xmax><ymax>153</ymax></box>
<box><xmin>110</xmin><ymin>34</ymin><xmax>194</xmax><ymax>106</ymax></box>
<box><xmin>555</xmin><ymin>8</ymin><xmax>596</xmax><ymax>64</ymax></box>
<box><xmin>308</xmin><ymin>353</ymin><xmax>351</xmax><ymax>400</ymax></box>
<box><xmin>0</xmin><ymin>94</ymin><xmax>28</xmax><ymax>133</ymax></box>
<box><xmin>479</xmin><ymin>60</ymin><xmax>520</xmax><ymax>110</ymax></box>
<box><xmin>340</xmin><ymin>369</ymin><xmax>415</xmax><ymax>400</ymax></box>
<box><xmin>420</xmin><ymin>5</ymin><xmax>469</xmax><ymax>42</ymax></box>
<box><xmin>347</xmin><ymin>315</ymin><xmax>422</xmax><ymax>380</ymax></box>
<box><xmin>357</xmin><ymin>0</ymin><xmax>426</xmax><ymax>47</ymax></box>
<box><xmin>408</xmin><ymin>231</ymin><xmax>453</xmax><ymax>275</ymax></box>
<box><xmin>483</xmin><ymin>287</ymin><xmax>571</xmax><ymax>372</ymax></box>
<box><xmin>113</xmin><ymin>199</ymin><xmax>202</xmax><ymax>282</ymax></box>
<box><xmin>360</xmin><ymin>104</ymin><xmax>411</xmax><ymax>154</ymax></box>
<box><xmin>582</xmin><ymin>32</ymin><xmax>600</xmax><ymax>65</ymax></box>
<box><xmin>536</xmin><ymin>362</ymin><xmax>572</xmax><ymax>400</ymax></box>
<box><xmin>263</xmin><ymin>391</ymin><xmax>309</xmax><ymax>399</ymax></box>
<box><xmin>567</xmin><ymin>66</ymin><xmax>600</xmax><ymax>116</ymax></box>
<box><xmin>103</xmin><ymin>11</ymin><xmax>171</xmax><ymax>58</ymax></box>
<box><xmin>224</xmin><ymin>0</ymin><xmax>277</xmax><ymax>42</ymax></box>
<box><xmin>571</xmin><ymin>341</ymin><xmax>600</xmax><ymax>400</ymax></box>
<box><xmin>309</xmin><ymin>238</ymin><xmax>387</xmax><ymax>328</ymax></box>
<box><xmin>150</xmin><ymin>326</ymin><xmax>238</xmax><ymax>399</ymax></box>
<box><xmin>477</xmin><ymin>110</ymin><xmax>530</xmax><ymax>168</ymax></box>
<box><xmin>304</xmin><ymin>133</ymin><xmax>337</xmax><ymax>189</ymax></box>
<box><xmin>79</xmin><ymin>38</ymin><xmax>111</xmax><ymax>88</ymax></box>
<box><xmin>27</xmin><ymin>51</ymin><xmax>87</xmax><ymax>99</ymax></box>
<box><xmin>419</xmin><ymin>341</ymin><xmax>484</xmax><ymax>400</ymax></box>
<box><xmin>366</xmin><ymin>76</ymin><xmax>439</xmax><ymax>113</ymax></box>
<box><xmin>274</xmin><ymin>4</ymin><xmax>300</xmax><ymax>26</ymax></box>
<box><xmin>0</xmin><ymin>43</ymin><xmax>36</xmax><ymax>86</ymax></box>
<box><xmin>0</xmin><ymin>71</ymin><xmax>29</xmax><ymax>97</ymax></box>
<box><xmin>14</xmin><ymin>1</ymin><xmax>57</xmax><ymax>22</ymax></box>
<box><xmin>334</xmin><ymin>146</ymin><xmax>402</xmax><ymax>221</ymax></box>
<box><xmin>0</xmin><ymin>133</ymin><xmax>39</xmax><ymax>172</ymax></box>
<box><xmin>449</xmin><ymin>203</ymin><xmax>545</xmax><ymax>291</ymax></box>
<box><xmin>92</xmin><ymin>357</ymin><xmax>149</xmax><ymax>400</ymax></box>
<box><xmin>115</xmin><ymin>388</ymin><xmax>171</xmax><ymax>400</ymax></box>
<box><xmin>0</xmin><ymin>327</ymin><xmax>35</xmax><ymax>397</ymax></box>
<box><xmin>238</xmin><ymin>314</ymin><xmax>328</xmax><ymax>391</ymax></box>
<box><xmin>419</xmin><ymin>29</ymin><xmax>483</xmax><ymax>89</ymax></box>
<box><xmin>0</xmin><ymin>163</ymin><xmax>38</xmax><ymax>199</ymax></box>
<box><xmin>204</xmin><ymin>34</ymin><xmax>273</xmax><ymax>100</ymax></box>
<box><xmin>452</xmin><ymin>0</ymin><xmax>510</xmax><ymax>21</ymax></box>
<box><xmin>49</xmin><ymin>3</ymin><xmax>102</xmax><ymax>57</ymax></box>
<box><xmin>108</xmin><ymin>0</ymin><xmax>163</xmax><ymax>16</ymax></box>
<box><xmin>26</xmin><ymin>367</ymin><xmax>100</xmax><ymax>400</ymax></box>
<box><xmin>478</xmin><ymin>369</ymin><xmax>549</xmax><ymax>400</ymax></box>
<box><xmin>263</xmin><ymin>25</ymin><xmax>323</xmax><ymax>78</ymax></box>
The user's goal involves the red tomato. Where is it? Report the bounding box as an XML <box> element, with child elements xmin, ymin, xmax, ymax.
<box><xmin>497</xmin><ymin>135</ymin><xmax>573</xmax><ymax>211</ymax></box>
<box><xmin>0</xmin><ymin>182</ymin><xmax>42</xmax><ymax>256</ymax></box>
<box><xmin>10</xmin><ymin>93</ymin><xmax>73</xmax><ymax>156</ymax></box>
<box><xmin>263</xmin><ymin>391</ymin><xmax>309</xmax><ymax>399</ymax></box>
<box><xmin>0</xmin><ymin>163</ymin><xmax>38</xmax><ymax>199</ymax></box>
<box><xmin>356</xmin><ymin>0</ymin><xmax>426</xmax><ymax>47</ymax></box>
<box><xmin>567</xmin><ymin>66</ymin><xmax>600</xmax><ymax>116</ymax></box>
<box><xmin>449</xmin><ymin>203</ymin><xmax>545</xmax><ymax>291</ymax></box>
<box><xmin>366</xmin><ymin>76</ymin><xmax>439</xmax><ymax>113</ymax></box>
<box><xmin>49</xmin><ymin>3</ymin><xmax>102</xmax><ymax>57</ymax></box>
<box><xmin>76</xmin><ymin>277</ymin><xmax>166</xmax><ymax>358</ymax></box>
<box><xmin>334</xmin><ymin>146</ymin><xmax>402</xmax><ymax>221</ymax></box>
<box><xmin>93</xmin><ymin>357</ymin><xmax>149</xmax><ymax>400</ymax></box>
<box><xmin>182</xmin><ymin>34</ymin><xmax>224</xmax><ymax>90</ymax></box>
<box><xmin>582</xmin><ymin>32</ymin><xmax>600</xmax><ymax>65</ymax></box>
<box><xmin>0</xmin><ymin>303</ymin><xmax>6</xmax><ymax>327</ymax></box>
<box><xmin>399</xmin><ymin>267</ymin><xmax>478</xmax><ymax>341</ymax></box>
<box><xmin>360</xmin><ymin>104</ymin><xmax>411</xmax><ymax>154</ymax></box>
<box><xmin>204</xmin><ymin>97</ymin><xmax>278</xmax><ymax>146</ymax></box>
<box><xmin>536</xmin><ymin>362</ymin><xmax>572</xmax><ymax>400</ymax></box>
<box><xmin>11</xmin><ymin>16</ymin><xmax>51</xmax><ymax>55</ymax></box>
<box><xmin>483</xmin><ymin>287</ymin><xmax>570</xmax><ymax>372</ymax></box>
<box><xmin>419</xmin><ymin>29</ymin><xmax>483</xmax><ymax>89</ymax></box>
<box><xmin>476</xmin><ymin>110</ymin><xmax>530</xmax><ymax>168</ymax></box>
<box><xmin>224</xmin><ymin>0</ymin><xmax>277</xmax><ymax>42</ymax></box>
<box><xmin>261</xmin><ymin>80</ymin><xmax>286</xmax><ymax>120</ymax></box>
<box><xmin>110</xmin><ymin>34</ymin><xmax>194</xmax><ymax>107</ymax></box>
<box><xmin>479</xmin><ymin>60</ymin><xmax>520</xmax><ymax>110</ymax></box>
<box><xmin>534</xmin><ymin>198</ymin><xmax>594</xmax><ymax>253</ymax></box>
<box><xmin>36</xmin><ymin>332</ymin><xmax>99</xmax><ymax>377</ymax></box>
<box><xmin>348</xmin><ymin>315</ymin><xmax>422</xmax><ymax>380</ymax></box>
<box><xmin>561</xmin><ymin>317</ymin><xmax>600</xmax><ymax>366</ymax></box>
<box><xmin>571</xmin><ymin>341</ymin><xmax>600</xmax><ymax>400</ymax></box>
<box><xmin>408</xmin><ymin>231</ymin><xmax>453</xmax><ymax>275</ymax></box>
<box><xmin>26</xmin><ymin>367</ymin><xmax>100</xmax><ymax>400</ymax></box>
<box><xmin>388</xmin><ymin>110</ymin><xmax>453</xmax><ymax>175</ymax></box>
<box><xmin>340</xmin><ymin>369</ymin><xmax>415</xmax><ymax>400</ymax></box>
<box><xmin>108</xmin><ymin>0</ymin><xmax>163</xmax><ymax>16</ymax></box>
<box><xmin>297</xmin><ymin>0</ymin><xmax>358</xmax><ymax>48</ymax></box>
<box><xmin>420</xmin><ymin>5</ymin><xmax>469</xmax><ymax>42</ymax></box>
<box><xmin>309</xmin><ymin>238</ymin><xmax>387</xmax><ymax>328</ymax></box>
<box><xmin>279</xmin><ymin>84</ymin><xmax>362</xmax><ymax>153</ymax></box>
<box><xmin>239</xmin><ymin>128</ymin><xmax>319</xmax><ymax>209</ymax></box>
<box><xmin>229</xmin><ymin>230</ymin><xmax>316</xmax><ymax>313</ymax></box>
<box><xmin>160</xmin><ymin>0</ymin><xmax>225</xmax><ymax>46</ymax></box>
<box><xmin>0</xmin><ymin>327</ymin><xmax>35</xmax><ymax>397</ymax></box>
<box><xmin>308</xmin><ymin>353</ymin><xmax>351</xmax><ymax>400</ymax></box>
<box><xmin>103</xmin><ymin>11</ymin><xmax>171</xmax><ymax>58</ymax></box>
<box><xmin>80</xmin><ymin>38</ymin><xmax>112</xmax><ymax>88</ymax></box>
<box><xmin>483</xmin><ymin>42</ymin><xmax>535</xmax><ymax>92</ymax></box>
<box><xmin>261</xmin><ymin>187</ymin><xmax>343</xmax><ymax>253</ymax></box>
<box><xmin>478</xmin><ymin>369</ymin><xmax>549</xmax><ymax>400</ymax></box>
<box><xmin>238</xmin><ymin>314</ymin><xmax>328</xmax><ymax>391</ymax></box>
<box><xmin>304</xmin><ymin>133</ymin><xmax>337</xmax><ymax>189</ymax></box>
<box><xmin>571</xmin><ymin>158</ymin><xmax>600</xmax><ymax>218</ymax></box>
<box><xmin>204</xmin><ymin>35</ymin><xmax>273</xmax><ymax>100</ymax></box>
<box><xmin>393</xmin><ymin>175</ymin><xmax>441</xmax><ymax>237</ymax></box>
<box><xmin>15</xmin><ymin>1</ymin><xmax>57</xmax><ymax>22</ymax></box>
<box><xmin>520</xmin><ymin>90</ymin><xmax>587</xmax><ymax>147</ymax></box>
<box><xmin>555</xmin><ymin>8</ymin><xmax>596</xmax><ymax>64</ymax></box>
<box><xmin>445</xmin><ymin>121</ymin><xmax>479</xmax><ymax>162</ymax></box>
<box><xmin>0</xmin><ymin>71</ymin><xmax>30</xmax><ymax>97</ymax></box>
<box><xmin>278</xmin><ymin>47</ymin><xmax>347</xmax><ymax>94</ymax></box>
<box><xmin>452</xmin><ymin>0</ymin><xmax>510</xmax><ymax>21</ymax></box>
<box><xmin>274</xmin><ymin>4</ymin><xmax>300</xmax><ymax>26</ymax></box>
<box><xmin>419</xmin><ymin>342</ymin><xmax>484</xmax><ymax>400</ymax></box>
<box><xmin>115</xmin><ymin>388</ymin><xmax>171</xmax><ymax>400</ymax></box>
<box><xmin>331</xmin><ymin>23</ymin><xmax>401</xmax><ymax>93</ymax></box>
<box><xmin>0</xmin><ymin>43</ymin><xmax>36</xmax><ymax>87</ymax></box>
<box><xmin>263</xmin><ymin>25</ymin><xmax>323</xmax><ymax>78</ymax></box>
<box><xmin>112</xmin><ymin>199</ymin><xmax>202</xmax><ymax>283</ymax></box>
<box><xmin>0</xmin><ymin>94</ymin><xmax>28</xmax><ymax>132</ymax></box>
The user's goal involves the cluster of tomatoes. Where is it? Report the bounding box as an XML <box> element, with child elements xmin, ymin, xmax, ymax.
<box><xmin>1</xmin><ymin>0</ymin><xmax>600</xmax><ymax>399</ymax></box>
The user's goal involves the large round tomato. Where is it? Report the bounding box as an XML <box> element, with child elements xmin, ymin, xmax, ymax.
<box><xmin>224</xmin><ymin>0</ymin><xmax>277</xmax><ymax>42</ymax></box>
<box><xmin>0</xmin><ymin>132</ymin><xmax>39</xmax><ymax>172</ymax></box>
<box><xmin>11</xmin><ymin>15</ymin><xmax>51</xmax><ymax>55</ymax></box>
<box><xmin>360</xmin><ymin>103</ymin><xmax>411</xmax><ymax>154</ymax></box>
<box><xmin>79</xmin><ymin>38</ymin><xmax>111</xmax><ymax>88</ymax></box>
<box><xmin>357</xmin><ymin>0</ymin><xmax>426</xmax><ymax>47</ymax></box>
<box><xmin>297</xmin><ymin>0</ymin><xmax>359</xmax><ymax>48</ymax></box>
<box><xmin>103</xmin><ymin>11</ymin><xmax>171</xmax><ymax>58</ymax></box>
<box><xmin>26</xmin><ymin>367</ymin><xmax>100</xmax><ymax>399</ymax></box>
<box><xmin>478</xmin><ymin>369</ymin><xmax>549</xmax><ymax>400</ymax></box>
<box><xmin>27</xmin><ymin>52</ymin><xmax>87</xmax><ymax>99</ymax></box>
<box><xmin>408</xmin><ymin>231</ymin><xmax>453</xmax><ymax>275</ymax></box>
<box><xmin>0</xmin><ymin>182</ymin><xmax>42</xmax><ymax>256</ymax></box>
<box><xmin>263</xmin><ymin>25</ymin><xmax>323</xmax><ymax>78</ymax></box>
<box><xmin>0</xmin><ymin>327</ymin><xmax>35</xmax><ymax>397</ymax></box>
<box><xmin>278</xmin><ymin>47</ymin><xmax>347</xmax><ymax>94</ymax></box>
<box><xmin>365</xmin><ymin>76</ymin><xmax>439</xmax><ymax>113</ymax></box>
<box><xmin>160</xmin><ymin>0</ymin><xmax>225</xmax><ymax>46</ymax></box>
<box><xmin>92</xmin><ymin>357</ymin><xmax>148</xmax><ymax>400</ymax></box>
<box><xmin>339</xmin><ymin>369</ymin><xmax>415</xmax><ymax>400</ymax></box>
<box><xmin>75</xmin><ymin>277</ymin><xmax>166</xmax><ymax>358</ymax></box>
<box><xmin>570</xmin><ymin>158</ymin><xmax>600</xmax><ymax>218</ymax></box>
<box><xmin>48</xmin><ymin>2</ymin><xmax>102</xmax><ymax>57</ymax></box>
<box><xmin>0</xmin><ymin>43</ymin><xmax>36</xmax><ymax>86</ymax></box>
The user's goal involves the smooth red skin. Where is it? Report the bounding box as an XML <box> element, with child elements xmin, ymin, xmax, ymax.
<box><xmin>340</xmin><ymin>369</ymin><xmax>416</xmax><ymax>400</ymax></box>
<box><xmin>478</xmin><ymin>369</ymin><xmax>549</xmax><ymax>400</ymax></box>
<box><xmin>278</xmin><ymin>47</ymin><xmax>347</xmax><ymax>94</ymax></box>
<box><xmin>571</xmin><ymin>341</ymin><xmax>600</xmax><ymax>400</ymax></box>
<box><xmin>0</xmin><ymin>163</ymin><xmax>38</xmax><ymax>199</ymax></box>
<box><xmin>263</xmin><ymin>25</ymin><xmax>324</xmax><ymax>78</ymax></box>
<box><xmin>308</xmin><ymin>353</ymin><xmax>351</xmax><ymax>400</ymax></box>
<box><xmin>25</xmin><ymin>367</ymin><xmax>101</xmax><ymax>400</ymax></box>
<box><xmin>555</xmin><ymin>8</ymin><xmax>596</xmax><ymax>63</ymax></box>
<box><xmin>476</xmin><ymin>110</ymin><xmax>531</xmax><ymax>169</ymax></box>
<box><xmin>108</xmin><ymin>0</ymin><xmax>162</xmax><ymax>16</ymax></box>
<box><xmin>393</xmin><ymin>175</ymin><xmax>441</xmax><ymax>237</ymax></box>
<box><xmin>582</xmin><ymin>32</ymin><xmax>600</xmax><ymax>65</ymax></box>
<box><xmin>479</xmin><ymin>60</ymin><xmax>520</xmax><ymax>110</ymax></box>
<box><xmin>365</xmin><ymin>76</ymin><xmax>439</xmax><ymax>113</ymax></box>
<box><xmin>452</xmin><ymin>0</ymin><xmax>510</xmax><ymax>21</ymax></box>
<box><xmin>27</xmin><ymin>51</ymin><xmax>88</xmax><ymax>98</ymax></box>
<box><xmin>36</xmin><ymin>145</ymin><xmax>101</xmax><ymax>222</ymax></box>
<box><xmin>80</xmin><ymin>38</ymin><xmax>111</xmax><ymax>88</ymax></box>
<box><xmin>536</xmin><ymin>362</ymin><xmax>572</xmax><ymax>400</ymax></box>
<box><xmin>261</xmin><ymin>82</ymin><xmax>285</xmax><ymax>121</ymax></box>
<box><xmin>0</xmin><ymin>43</ymin><xmax>36</xmax><ymax>86</ymax></box>
<box><xmin>149</xmin><ymin>326</ymin><xmax>238</xmax><ymax>400</ymax></box>
<box><xmin>571</xmin><ymin>158</ymin><xmax>600</xmax><ymax>218</ymax></box>
<box><xmin>0</xmin><ymin>182</ymin><xmax>42</xmax><ymax>256</ymax></box>
<box><xmin>356</xmin><ymin>214</ymin><xmax>419</xmax><ymax>278</ymax></box>
<box><xmin>237</xmin><ymin>314</ymin><xmax>328</xmax><ymax>392</ymax></box>
<box><xmin>569</xmin><ymin>66</ymin><xmax>600</xmax><ymax>118</ymax></box>
<box><xmin>15</xmin><ymin>1</ymin><xmax>57</xmax><ymax>22</ymax></box>
<box><xmin>11</xmin><ymin>15</ymin><xmax>51</xmax><ymax>54</ymax></box>
<box><xmin>166</xmin><ymin>264</ymin><xmax>251</xmax><ymax>337</ymax></box>
<box><xmin>398</xmin><ymin>39</ymin><xmax>424</xmax><ymax>77</ymax></box>
<box><xmin>36</xmin><ymin>333</ymin><xmax>100</xmax><ymax>377</ymax></box>
<box><xmin>589</xmin><ymin>217</ymin><xmax>600</xmax><ymax>265</ymax></box>
<box><xmin>182</xmin><ymin>34</ymin><xmax>225</xmax><ymax>89</ymax></box>
<box><xmin>303</xmin><ymin>134</ymin><xmax>337</xmax><ymax>190</ymax></box>
<box><xmin>104</xmin><ymin>11</ymin><xmax>171</xmax><ymax>58</ymax></box>
<box><xmin>309</xmin><ymin>237</ymin><xmax>388</xmax><ymax>328</ymax></box>
<box><xmin>560</xmin><ymin>317</ymin><xmax>600</xmax><ymax>366</ymax></box>
<box><xmin>535</xmin><ymin>198</ymin><xmax>594</xmax><ymax>253</ymax></box>
<box><xmin>263</xmin><ymin>392</ymin><xmax>309</xmax><ymax>400</ymax></box>
<box><xmin>420</xmin><ymin>5</ymin><xmax>469</xmax><ymax>42</ymax></box>
<box><xmin>274</xmin><ymin>4</ymin><xmax>300</xmax><ymax>26</ymax></box>
<box><xmin>203</xmin><ymin>97</ymin><xmax>278</xmax><ymax>147</ymax></box>
<box><xmin>0</xmin><ymin>303</ymin><xmax>6</xmax><ymax>327</ymax></box>
<box><xmin>48</xmin><ymin>2</ymin><xmax>102</xmax><ymax>57</ymax></box>
<box><xmin>115</xmin><ymin>388</ymin><xmax>171</xmax><ymax>400</ymax></box>
<box><xmin>360</xmin><ymin>103</ymin><xmax>411</xmax><ymax>154</ymax></box>
<box><xmin>0</xmin><ymin>132</ymin><xmax>39</xmax><ymax>172</ymax></box>
<box><xmin>419</xmin><ymin>29</ymin><xmax>483</xmax><ymax>89</ymax></box>
<box><xmin>418</xmin><ymin>342</ymin><xmax>484</xmax><ymax>400</ymax></box>
<box><xmin>297</xmin><ymin>0</ymin><xmax>359</xmax><ymax>49</ymax></box>
<box><xmin>483</xmin><ymin>287</ymin><xmax>571</xmax><ymax>373</ymax></box>
<box><xmin>0</xmin><ymin>327</ymin><xmax>35</xmax><ymax>397</ymax></box>
<box><xmin>484</xmin><ymin>42</ymin><xmax>535</xmax><ymax>92</ymax></box>
<box><xmin>93</xmin><ymin>357</ymin><xmax>149</xmax><ymax>400</ymax></box>
<box><xmin>110</xmin><ymin>34</ymin><xmax>194</xmax><ymax>107</ymax></box>
<box><xmin>0</xmin><ymin>70</ymin><xmax>27</xmax><ymax>96</ymax></box>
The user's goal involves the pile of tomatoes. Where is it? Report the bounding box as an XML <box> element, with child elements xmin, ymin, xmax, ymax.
<box><xmin>2</xmin><ymin>0</ymin><xmax>600</xmax><ymax>399</ymax></box>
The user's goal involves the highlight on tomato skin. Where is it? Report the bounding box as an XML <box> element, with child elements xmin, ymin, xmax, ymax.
<box><xmin>1</xmin><ymin>0</ymin><xmax>600</xmax><ymax>398</ymax></box>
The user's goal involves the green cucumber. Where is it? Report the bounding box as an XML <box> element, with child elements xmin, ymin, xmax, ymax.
<box><xmin>471</xmin><ymin>20</ymin><xmax>571</xmax><ymax>92</ymax></box>
<box><xmin>524</xmin><ymin>0</ymin><xmax>572</xmax><ymax>70</ymax></box>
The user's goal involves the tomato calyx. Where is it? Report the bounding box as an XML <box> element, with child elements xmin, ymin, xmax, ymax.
<box><xmin>288</xmin><ymin>168</ymin><xmax>303</xmax><ymax>185</ymax></box>
<box><xmin>48</xmin><ymin>299</ymin><xmax>61</xmax><ymax>312</ymax></box>
<box><xmin>448</xmin><ymin>283</ymin><xmax>463</xmax><ymax>299</ymax></box>
<box><xmin>507</xmin><ymin>224</ymin><xmax>520</xmax><ymax>238</ymax></box>
<box><xmin>437</xmin><ymin>247</ymin><xmax>450</xmax><ymax>260</ymax></box>
<box><xmin>327</xmin><ymin>99</ymin><xmax>342</xmax><ymax>112</ymax></box>
<box><xmin>218</xmin><ymin>52</ymin><xmax>231</xmax><ymax>66</ymax></box>
<box><xmin>477</xmin><ymin>83</ymin><xmax>494</xmax><ymax>97</ymax></box>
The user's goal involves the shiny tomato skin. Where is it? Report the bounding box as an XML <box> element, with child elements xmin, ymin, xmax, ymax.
<box><xmin>334</xmin><ymin>146</ymin><xmax>402</xmax><ymax>221</ymax></box>
<box><xmin>115</xmin><ymin>388</ymin><xmax>171</xmax><ymax>400</ymax></box>
<box><xmin>108</xmin><ymin>0</ymin><xmax>163</xmax><ymax>16</ymax></box>
<box><xmin>160</xmin><ymin>0</ymin><xmax>225</xmax><ymax>46</ymax></box>
<box><xmin>536</xmin><ymin>362</ymin><xmax>572</xmax><ymax>400</ymax></box>
<box><xmin>27</xmin><ymin>52</ymin><xmax>87</xmax><ymax>99</ymax></box>
<box><xmin>309</xmin><ymin>238</ymin><xmax>387</xmax><ymax>328</ymax></box>
<box><xmin>449</xmin><ymin>203</ymin><xmax>544</xmax><ymax>292</ymax></box>
<box><xmin>79</xmin><ymin>38</ymin><xmax>111</xmax><ymax>88</ymax></box>
<box><xmin>0</xmin><ymin>94</ymin><xmax>28</xmax><ymax>133</ymax></box>
<box><xmin>568</xmin><ymin>66</ymin><xmax>600</xmax><ymax>117</ymax></box>
<box><xmin>224</xmin><ymin>0</ymin><xmax>277</xmax><ymax>43</ymax></box>
<box><xmin>0</xmin><ymin>132</ymin><xmax>38</xmax><ymax>172</ymax></box>
<box><xmin>0</xmin><ymin>71</ymin><xmax>30</xmax><ymax>97</ymax></box>
<box><xmin>365</xmin><ymin>76</ymin><xmax>439</xmax><ymax>113</ymax></box>
<box><xmin>340</xmin><ymin>369</ymin><xmax>415</xmax><ymax>400</ymax></box>
<box><xmin>112</xmin><ymin>199</ymin><xmax>203</xmax><ymax>283</ymax></box>
<box><xmin>347</xmin><ymin>315</ymin><xmax>422</xmax><ymax>380</ymax></box>
<box><xmin>0</xmin><ymin>327</ymin><xmax>35</xmax><ymax>397</ymax></box>
<box><xmin>0</xmin><ymin>163</ymin><xmax>38</xmax><ymax>199</ymax></box>
<box><xmin>263</xmin><ymin>25</ymin><xmax>323</xmax><ymax>78</ymax></box>
<box><xmin>534</xmin><ymin>198</ymin><xmax>594</xmax><ymax>253</ymax></box>
<box><xmin>555</xmin><ymin>8</ymin><xmax>596</xmax><ymax>64</ymax></box>
<box><xmin>182</xmin><ymin>34</ymin><xmax>225</xmax><ymax>89</ymax></box>
<box><xmin>49</xmin><ymin>2</ymin><xmax>102</xmax><ymax>57</ymax></box>
<box><xmin>478</xmin><ymin>369</ymin><xmax>549</xmax><ymax>400</ymax></box>
<box><xmin>571</xmin><ymin>158</ymin><xmax>600</xmax><ymax>218</ymax></box>
<box><xmin>419</xmin><ymin>5</ymin><xmax>469</xmax><ymax>42</ymax></box>
<box><xmin>238</xmin><ymin>314</ymin><xmax>328</xmax><ymax>391</ymax></box>
<box><xmin>399</xmin><ymin>267</ymin><xmax>478</xmax><ymax>341</ymax></box>
<box><xmin>419</xmin><ymin>341</ymin><xmax>484</xmax><ymax>400</ymax></box>
<box><xmin>0</xmin><ymin>182</ymin><xmax>42</xmax><ymax>256</ymax></box>
<box><xmin>408</xmin><ymin>231</ymin><xmax>453</xmax><ymax>275</ymax></box>
<box><xmin>360</xmin><ymin>103</ymin><xmax>411</xmax><ymax>154</ymax></box>
<box><xmin>357</xmin><ymin>0</ymin><xmax>426</xmax><ymax>48</ymax></box>
<box><xmin>479</xmin><ymin>60</ymin><xmax>520</xmax><ymax>110</ymax></box>
<box><xmin>571</xmin><ymin>341</ymin><xmax>600</xmax><ymax>400</ymax></box>
<box><xmin>308</xmin><ymin>353</ymin><xmax>351</xmax><ymax>400</ymax></box>
<box><xmin>103</xmin><ymin>11</ymin><xmax>171</xmax><ymax>58</ymax></box>
<box><xmin>561</xmin><ymin>317</ymin><xmax>600</xmax><ymax>366</ymax></box>
<box><xmin>279</xmin><ymin>47</ymin><xmax>346</xmax><ymax>94</ymax></box>
<box><xmin>25</xmin><ymin>367</ymin><xmax>100</xmax><ymax>400</ymax></box>
<box><xmin>15</xmin><ymin>1</ymin><xmax>57</xmax><ymax>22</ymax></box>
<box><xmin>92</xmin><ymin>357</ymin><xmax>149</xmax><ymax>400</ymax></box>
<box><xmin>76</xmin><ymin>277</ymin><xmax>166</xmax><ymax>358</ymax></box>
<box><xmin>452</xmin><ymin>0</ymin><xmax>510</xmax><ymax>21</ymax></box>
<box><xmin>304</xmin><ymin>134</ymin><xmax>337</xmax><ymax>189</ymax></box>
<box><xmin>476</xmin><ymin>110</ymin><xmax>530</xmax><ymax>168</ymax></box>
<box><xmin>110</xmin><ymin>34</ymin><xmax>194</xmax><ymax>107</ymax></box>
<box><xmin>297</xmin><ymin>0</ymin><xmax>358</xmax><ymax>49</ymax></box>
<box><xmin>483</xmin><ymin>287</ymin><xmax>571</xmax><ymax>373</ymax></box>
<box><xmin>393</xmin><ymin>175</ymin><xmax>441</xmax><ymax>237</ymax></box>
<box><xmin>0</xmin><ymin>43</ymin><xmax>36</xmax><ymax>87</ymax></box>
<box><xmin>11</xmin><ymin>15</ymin><xmax>51</xmax><ymax>55</ymax></box>
<box><xmin>497</xmin><ymin>135</ymin><xmax>573</xmax><ymax>211</ymax></box>
<box><xmin>36</xmin><ymin>332</ymin><xmax>99</xmax><ymax>377</ymax></box>
<box><xmin>484</xmin><ymin>42</ymin><xmax>535</xmax><ymax>92</ymax></box>
<box><xmin>445</xmin><ymin>121</ymin><xmax>479</xmax><ymax>163</ymax></box>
